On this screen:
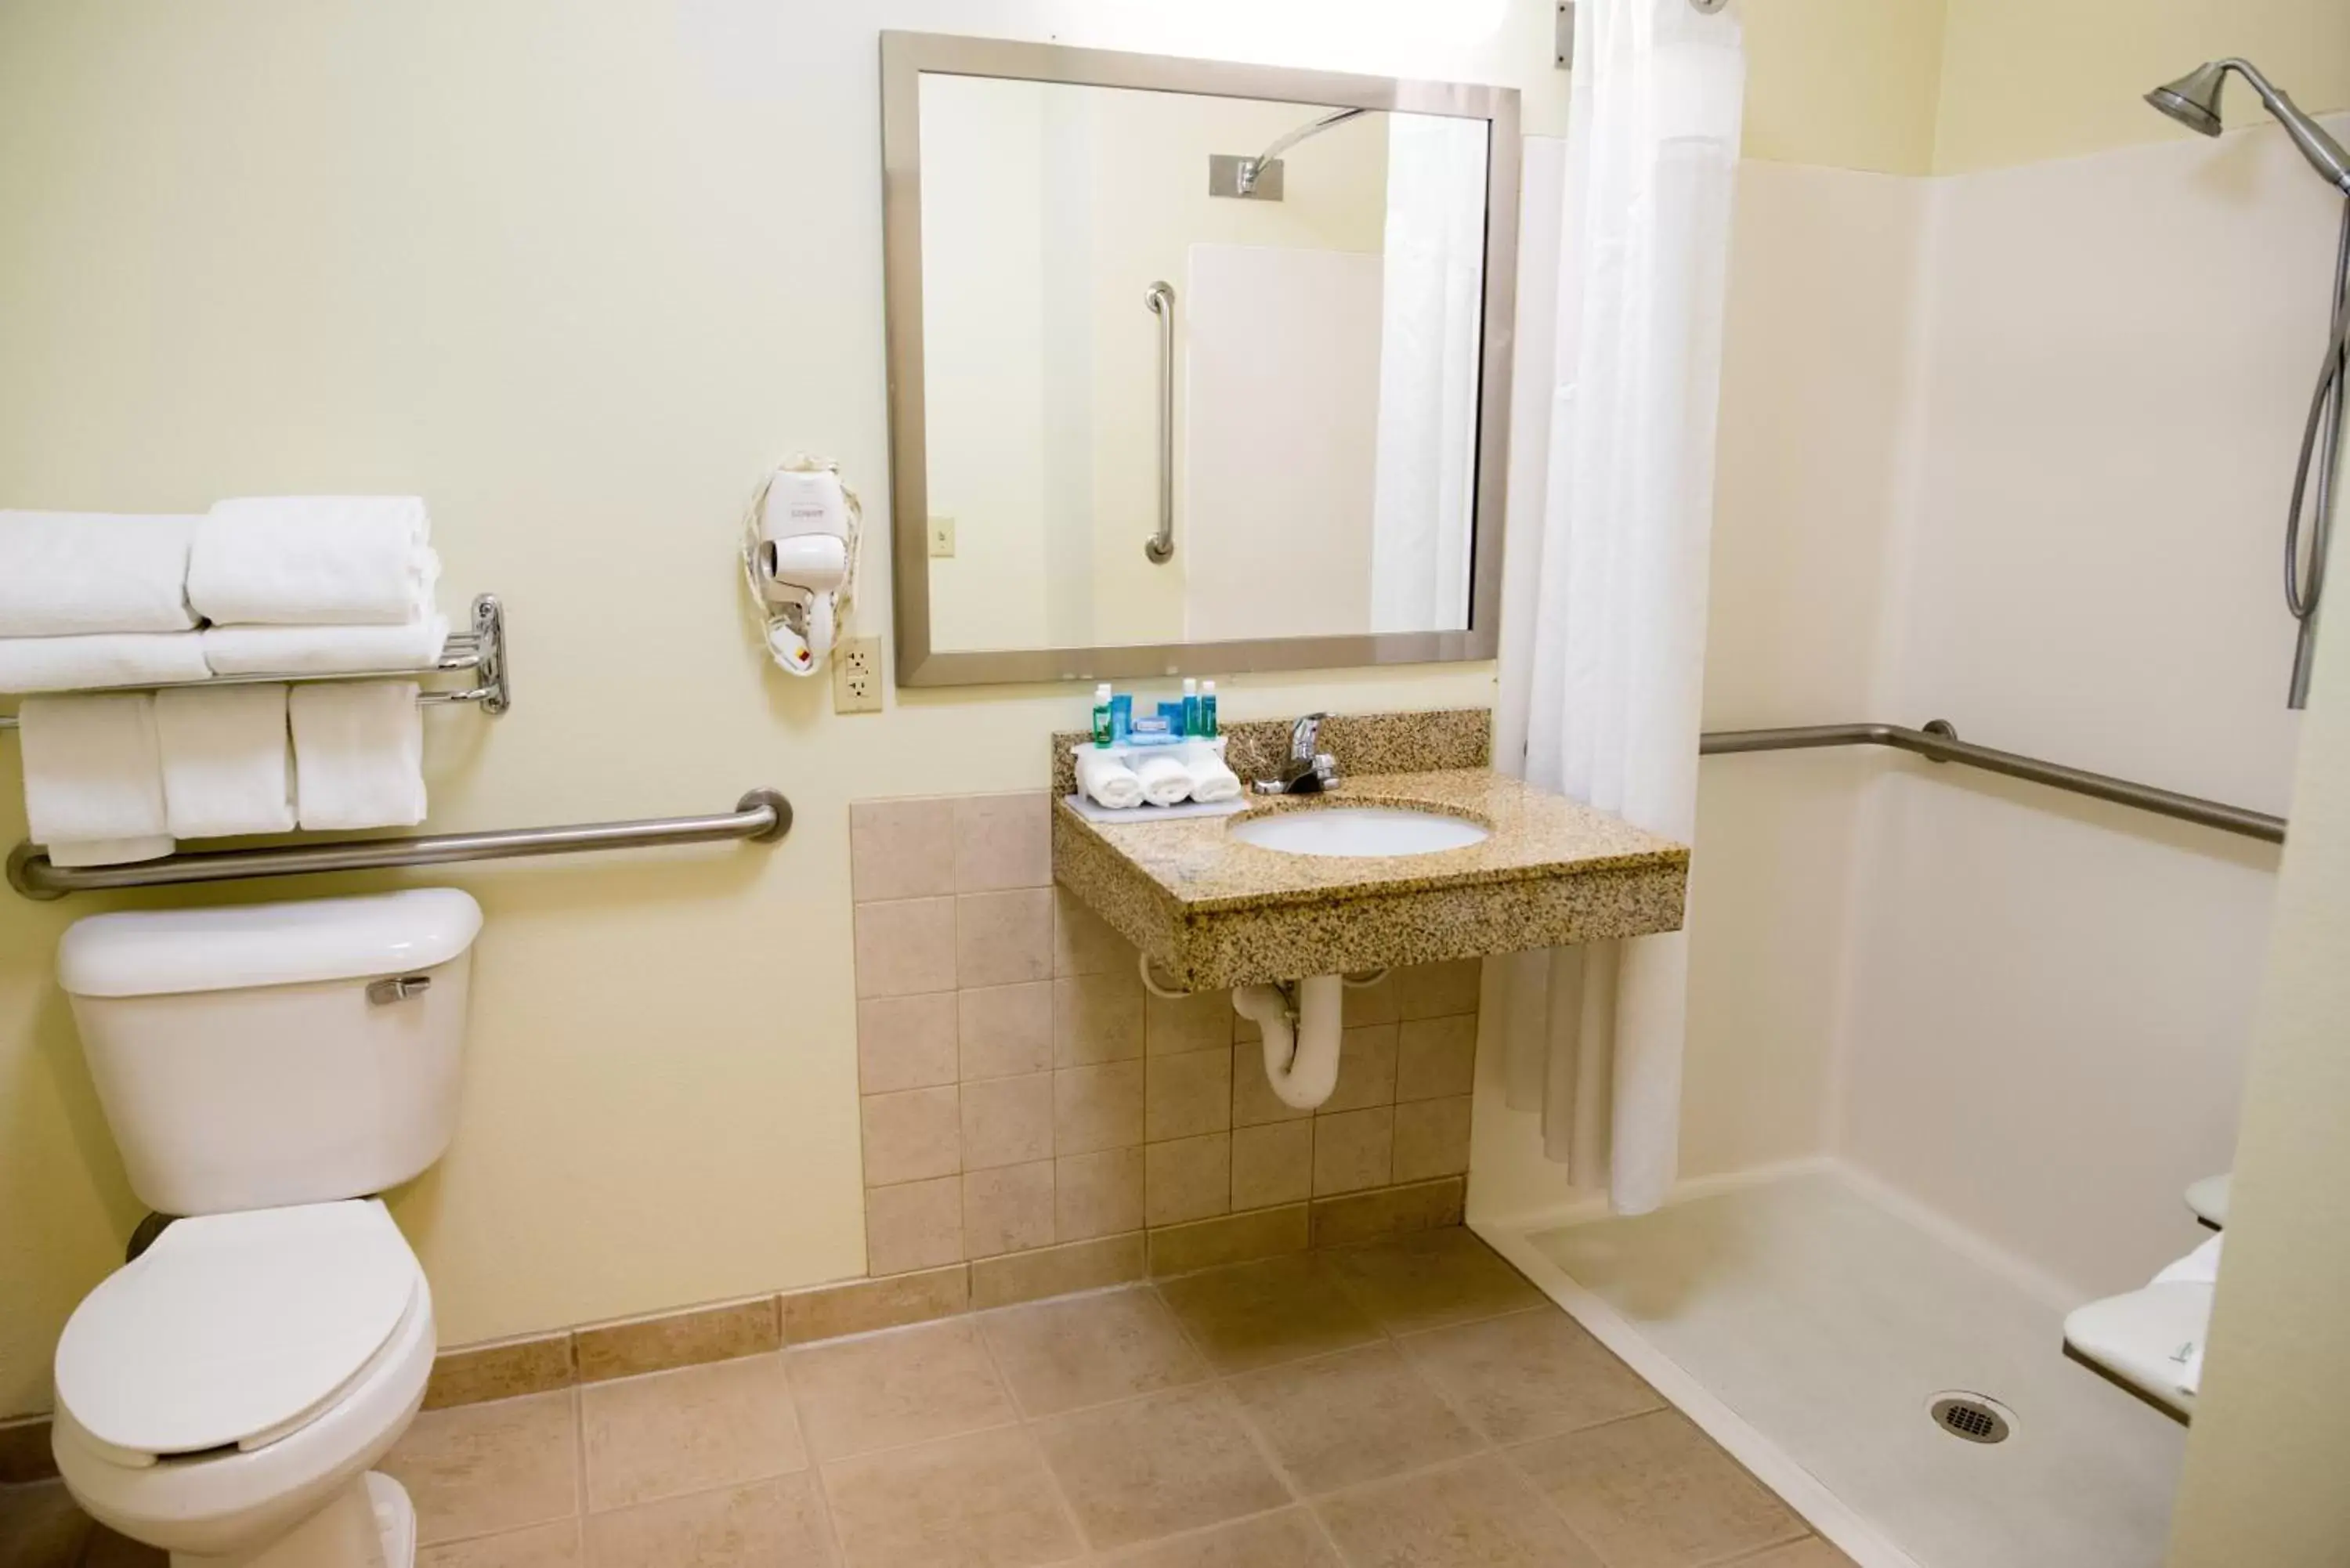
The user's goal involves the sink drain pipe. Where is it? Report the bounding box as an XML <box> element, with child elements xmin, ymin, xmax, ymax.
<box><xmin>1235</xmin><ymin>975</ymin><xmax>1345</xmax><ymax>1109</ymax></box>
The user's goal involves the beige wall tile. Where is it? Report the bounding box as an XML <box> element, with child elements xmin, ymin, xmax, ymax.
<box><xmin>1031</xmin><ymin>1385</ymin><xmax>1288</xmax><ymax>1552</ymax></box>
<box><xmin>857</xmin><ymin>992</ymin><xmax>960</xmax><ymax>1094</ymax></box>
<box><xmin>1311</xmin><ymin>1108</ymin><xmax>1394</xmax><ymax>1197</ymax></box>
<box><xmin>0</xmin><ymin>1419</ymin><xmax>54</xmax><ymax>1486</ymax></box>
<box><xmin>1145</xmin><ymin>1133</ymin><xmax>1231</xmax><ymax>1227</ymax></box>
<box><xmin>953</xmin><ymin>793</ymin><xmax>1051</xmax><ymax>892</ymax></box>
<box><xmin>1396</xmin><ymin>959</ymin><xmax>1482</xmax><ymax>1020</ymax></box>
<box><xmin>1054</xmin><ymin>1061</ymin><xmax>1144</xmax><ymax>1154</ymax></box>
<box><xmin>971</xmin><ymin>1234</ymin><xmax>1146</xmax><ymax>1310</ymax></box>
<box><xmin>381</xmin><ymin>1389</ymin><xmax>580</xmax><ymax>1545</ymax></box>
<box><xmin>1145</xmin><ymin>989</ymin><xmax>1232</xmax><ymax>1056</ymax></box>
<box><xmin>425</xmin><ymin>1334</ymin><xmax>574</xmax><ymax>1411</ymax></box>
<box><xmin>958</xmin><ymin>981</ymin><xmax>1053</xmax><ymax>1080</ymax></box>
<box><xmin>1341</xmin><ymin>974</ymin><xmax>1401</xmax><ymax>1027</ymax></box>
<box><xmin>960</xmin><ymin>1073</ymin><xmax>1054</xmax><ymax>1171</ymax></box>
<box><xmin>1322</xmin><ymin>1024</ymin><xmax>1398</xmax><ymax>1113</ymax></box>
<box><xmin>787</xmin><ymin>1320</ymin><xmax>1016</xmax><ymax>1461</ymax></box>
<box><xmin>1224</xmin><ymin>1343</ymin><xmax>1480</xmax><ymax>1494</ymax></box>
<box><xmin>853</xmin><ymin>898</ymin><xmax>958</xmax><ymax>999</ymax></box>
<box><xmin>823</xmin><ymin>1427</ymin><xmax>1079</xmax><ymax>1568</ymax></box>
<box><xmin>1145</xmin><ymin>1205</ymin><xmax>1309</xmax><ymax>1277</ymax></box>
<box><xmin>580</xmin><ymin>1356</ymin><xmax>804</xmax><ymax>1512</ymax></box>
<box><xmin>581</xmin><ymin>1476</ymin><xmax>830</xmax><ymax>1568</ymax></box>
<box><xmin>1396</xmin><ymin>1015</ymin><xmax>1478</xmax><ymax>1102</ymax></box>
<box><xmin>979</xmin><ymin>1288</ymin><xmax>1206</xmax><ymax>1418</ymax></box>
<box><xmin>1391</xmin><ymin>1096</ymin><xmax>1473</xmax><ymax>1183</ymax></box>
<box><xmin>850</xmin><ymin>798</ymin><xmax>956</xmax><ymax>903</ymax></box>
<box><xmin>1054</xmin><ymin>887</ymin><xmax>1133</xmax><ymax>976</ymax></box>
<box><xmin>574</xmin><ymin>1298</ymin><xmax>779</xmax><ymax>1384</ymax></box>
<box><xmin>964</xmin><ymin>1161</ymin><xmax>1056</xmax><ymax>1258</ymax></box>
<box><xmin>1229</xmin><ymin>1041</ymin><xmax>1310</xmax><ymax>1128</ymax></box>
<box><xmin>1145</xmin><ymin>1049</ymin><xmax>1231</xmax><ymax>1142</ymax></box>
<box><xmin>1054</xmin><ymin>971</ymin><xmax>1144</xmax><ymax>1066</ymax></box>
<box><xmin>1055</xmin><ymin>1147</ymin><xmax>1144</xmax><ymax>1241</ymax></box>
<box><xmin>1229</xmin><ymin>1122</ymin><xmax>1313</xmax><ymax>1212</ymax></box>
<box><xmin>956</xmin><ymin>889</ymin><xmax>1053</xmax><ymax>988</ymax></box>
<box><xmin>1511</xmin><ymin>1409</ymin><xmax>1806</xmax><ymax>1568</ymax></box>
<box><xmin>861</xmin><ymin>1086</ymin><xmax>962</xmax><ymax>1187</ymax></box>
<box><xmin>1308</xmin><ymin>1179</ymin><xmax>1465</xmax><ymax>1249</ymax></box>
<box><xmin>783</xmin><ymin>1265</ymin><xmax>970</xmax><ymax>1346</ymax></box>
<box><xmin>866</xmin><ymin>1176</ymin><xmax>964</xmax><ymax>1276</ymax></box>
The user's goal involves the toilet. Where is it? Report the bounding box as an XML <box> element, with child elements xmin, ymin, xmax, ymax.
<box><xmin>47</xmin><ymin>888</ymin><xmax>483</xmax><ymax>1568</ymax></box>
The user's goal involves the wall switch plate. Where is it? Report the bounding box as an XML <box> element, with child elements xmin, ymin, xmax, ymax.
<box><xmin>928</xmin><ymin>516</ymin><xmax>956</xmax><ymax>558</ymax></box>
<box><xmin>833</xmin><ymin>635</ymin><xmax>884</xmax><ymax>714</ymax></box>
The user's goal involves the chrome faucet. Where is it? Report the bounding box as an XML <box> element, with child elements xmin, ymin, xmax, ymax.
<box><xmin>1253</xmin><ymin>712</ymin><xmax>1341</xmax><ymax>795</ymax></box>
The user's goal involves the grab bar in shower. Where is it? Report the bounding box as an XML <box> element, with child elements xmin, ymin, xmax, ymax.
<box><xmin>1698</xmin><ymin>720</ymin><xmax>2286</xmax><ymax>844</ymax></box>
<box><xmin>1144</xmin><ymin>280</ymin><xmax>1176</xmax><ymax>565</ymax></box>
<box><xmin>6</xmin><ymin>789</ymin><xmax>793</xmax><ymax>899</ymax></box>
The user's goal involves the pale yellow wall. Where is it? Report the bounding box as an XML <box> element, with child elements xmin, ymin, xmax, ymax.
<box><xmin>0</xmin><ymin>0</ymin><xmax>1543</xmax><ymax>1419</ymax></box>
<box><xmin>1741</xmin><ymin>0</ymin><xmax>1950</xmax><ymax>175</ymax></box>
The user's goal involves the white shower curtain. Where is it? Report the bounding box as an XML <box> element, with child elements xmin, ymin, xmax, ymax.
<box><xmin>1368</xmin><ymin>114</ymin><xmax>1488</xmax><ymax>633</ymax></box>
<box><xmin>1490</xmin><ymin>0</ymin><xmax>1744</xmax><ymax>1212</ymax></box>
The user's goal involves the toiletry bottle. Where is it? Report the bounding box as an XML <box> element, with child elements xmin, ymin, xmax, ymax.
<box><xmin>1182</xmin><ymin>678</ymin><xmax>1200</xmax><ymax>737</ymax></box>
<box><xmin>1091</xmin><ymin>684</ymin><xmax>1114</xmax><ymax>746</ymax></box>
<box><xmin>1110</xmin><ymin>692</ymin><xmax>1133</xmax><ymax>742</ymax></box>
<box><xmin>1199</xmin><ymin>681</ymin><xmax>1218</xmax><ymax>738</ymax></box>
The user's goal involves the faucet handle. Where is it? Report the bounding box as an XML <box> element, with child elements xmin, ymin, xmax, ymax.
<box><xmin>1289</xmin><ymin>712</ymin><xmax>1327</xmax><ymax>761</ymax></box>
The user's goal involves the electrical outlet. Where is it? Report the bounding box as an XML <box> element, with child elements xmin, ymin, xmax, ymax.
<box><xmin>928</xmin><ymin>516</ymin><xmax>956</xmax><ymax>558</ymax></box>
<box><xmin>833</xmin><ymin>634</ymin><xmax>884</xmax><ymax>714</ymax></box>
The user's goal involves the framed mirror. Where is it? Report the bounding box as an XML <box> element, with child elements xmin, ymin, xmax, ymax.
<box><xmin>880</xmin><ymin>32</ymin><xmax>1519</xmax><ymax>687</ymax></box>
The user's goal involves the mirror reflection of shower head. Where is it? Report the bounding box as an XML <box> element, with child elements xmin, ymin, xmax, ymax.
<box><xmin>2146</xmin><ymin>58</ymin><xmax>2350</xmax><ymax>195</ymax></box>
<box><xmin>1209</xmin><ymin>107</ymin><xmax>1370</xmax><ymax>201</ymax></box>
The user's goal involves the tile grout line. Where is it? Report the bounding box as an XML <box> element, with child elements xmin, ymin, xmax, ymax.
<box><xmin>969</xmin><ymin>1302</ymin><xmax>1098</xmax><ymax>1563</ymax></box>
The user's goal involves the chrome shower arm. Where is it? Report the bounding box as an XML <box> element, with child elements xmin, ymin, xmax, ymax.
<box><xmin>1237</xmin><ymin>107</ymin><xmax>1368</xmax><ymax>193</ymax></box>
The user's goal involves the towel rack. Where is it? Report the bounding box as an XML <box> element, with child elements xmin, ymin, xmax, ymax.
<box><xmin>7</xmin><ymin>789</ymin><xmax>791</xmax><ymax>899</ymax></box>
<box><xmin>1698</xmin><ymin>719</ymin><xmax>2287</xmax><ymax>844</ymax></box>
<box><xmin>0</xmin><ymin>594</ymin><xmax>511</xmax><ymax>731</ymax></box>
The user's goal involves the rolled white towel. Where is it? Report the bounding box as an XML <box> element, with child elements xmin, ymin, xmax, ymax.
<box><xmin>1133</xmin><ymin>753</ymin><xmax>1193</xmax><ymax>808</ymax></box>
<box><xmin>17</xmin><ymin>693</ymin><xmax>173</xmax><ymax>866</ymax></box>
<box><xmin>202</xmin><ymin>613</ymin><xmax>450</xmax><ymax>677</ymax></box>
<box><xmin>1076</xmin><ymin>749</ymin><xmax>1144</xmax><ymax>810</ymax></box>
<box><xmin>190</xmin><ymin>497</ymin><xmax>436</xmax><ymax>626</ymax></box>
<box><xmin>1187</xmin><ymin>752</ymin><xmax>1242</xmax><ymax>804</ymax></box>
<box><xmin>289</xmin><ymin>681</ymin><xmax>426</xmax><ymax>829</ymax></box>
<box><xmin>0</xmin><ymin>632</ymin><xmax>212</xmax><ymax>694</ymax></box>
<box><xmin>155</xmin><ymin>685</ymin><xmax>295</xmax><ymax>839</ymax></box>
<box><xmin>0</xmin><ymin>511</ymin><xmax>200</xmax><ymax>636</ymax></box>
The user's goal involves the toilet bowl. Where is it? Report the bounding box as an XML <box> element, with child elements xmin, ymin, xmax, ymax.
<box><xmin>52</xmin><ymin>1201</ymin><xmax>436</xmax><ymax>1567</ymax></box>
<box><xmin>49</xmin><ymin>890</ymin><xmax>483</xmax><ymax>1568</ymax></box>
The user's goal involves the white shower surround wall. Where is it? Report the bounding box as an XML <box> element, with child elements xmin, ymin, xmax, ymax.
<box><xmin>1473</xmin><ymin>117</ymin><xmax>2346</xmax><ymax>1304</ymax></box>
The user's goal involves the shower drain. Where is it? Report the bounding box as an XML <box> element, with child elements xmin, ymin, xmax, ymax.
<box><xmin>1927</xmin><ymin>1392</ymin><xmax>2015</xmax><ymax>1445</ymax></box>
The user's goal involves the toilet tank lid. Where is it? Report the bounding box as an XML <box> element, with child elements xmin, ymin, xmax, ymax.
<box><xmin>58</xmin><ymin>888</ymin><xmax>483</xmax><ymax>998</ymax></box>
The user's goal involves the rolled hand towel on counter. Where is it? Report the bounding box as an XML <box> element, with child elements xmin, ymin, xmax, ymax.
<box><xmin>1132</xmin><ymin>753</ymin><xmax>1194</xmax><ymax>808</ymax></box>
<box><xmin>0</xmin><ymin>632</ymin><xmax>212</xmax><ymax>694</ymax></box>
<box><xmin>1076</xmin><ymin>749</ymin><xmax>1145</xmax><ymax>810</ymax></box>
<box><xmin>0</xmin><ymin>512</ymin><xmax>200</xmax><ymax>636</ymax></box>
<box><xmin>154</xmin><ymin>685</ymin><xmax>295</xmax><ymax>839</ymax></box>
<box><xmin>189</xmin><ymin>497</ymin><xmax>436</xmax><ymax>626</ymax></box>
<box><xmin>288</xmin><ymin>681</ymin><xmax>426</xmax><ymax>829</ymax></box>
<box><xmin>17</xmin><ymin>693</ymin><xmax>174</xmax><ymax>867</ymax></box>
<box><xmin>1186</xmin><ymin>750</ymin><xmax>1242</xmax><ymax>804</ymax></box>
<box><xmin>202</xmin><ymin>613</ymin><xmax>450</xmax><ymax>677</ymax></box>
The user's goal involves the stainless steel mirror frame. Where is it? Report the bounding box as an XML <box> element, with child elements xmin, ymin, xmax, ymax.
<box><xmin>880</xmin><ymin>31</ymin><xmax>1521</xmax><ymax>687</ymax></box>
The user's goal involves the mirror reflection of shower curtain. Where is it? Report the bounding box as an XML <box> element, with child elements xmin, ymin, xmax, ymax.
<box><xmin>1370</xmin><ymin>114</ymin><xmax>1489</xmax><ymax>633</ymax></box>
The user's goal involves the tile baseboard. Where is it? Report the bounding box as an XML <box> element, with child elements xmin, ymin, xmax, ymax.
<box><xmin>0</xmin><ymin>1414</ymin><xmax>56</xmax><ymax>1483</ymax></box>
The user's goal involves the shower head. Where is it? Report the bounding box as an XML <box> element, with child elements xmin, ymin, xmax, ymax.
<box><xmin>2146</xmin><ymin>58</ymin><xmax>2350</xmax><ymax>196</ymax></box>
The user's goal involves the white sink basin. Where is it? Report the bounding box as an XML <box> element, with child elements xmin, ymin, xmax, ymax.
<box><xmin>1229</xmin><ymin>806</ymin><xmax>1491</xmax><ymax>858</ymax></box>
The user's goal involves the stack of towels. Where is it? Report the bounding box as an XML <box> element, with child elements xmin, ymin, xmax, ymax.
<box><xmin>1076</xmin><ymin>746</ymin><xmax>1243</xmax><ymax>811</ymax></box>
<box><xmin>0</xmin><ymin>500</ymin><xmax>441</xmax><ymax>865</ymax></box>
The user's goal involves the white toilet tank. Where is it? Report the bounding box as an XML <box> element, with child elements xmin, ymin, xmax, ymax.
<box><xmin>58</xmin><ymin>888</ymin><xmax>483</xmax><ymax>1217</ymax></box>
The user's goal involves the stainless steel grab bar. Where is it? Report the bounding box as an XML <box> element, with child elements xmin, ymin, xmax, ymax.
<box><xmin>1699</xmin><ymin>720</ymin><xmax>2286</xmax><ymax>844</ymax></box>
<box><xmin>1144</xmin><ymin>280</ymin><xmax>1176</xmax><ymax>565</ymax></box>
<box><xmin>6</xmin><ymin>789</ymin><xmax>791</xmax><ymax>899</ymax></box>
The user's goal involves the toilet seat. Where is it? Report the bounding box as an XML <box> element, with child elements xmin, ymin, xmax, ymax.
<box><xmin>56</xmin><ymin>1199</ymin><xmax>421</xmax><ymax>1462</ymax></box>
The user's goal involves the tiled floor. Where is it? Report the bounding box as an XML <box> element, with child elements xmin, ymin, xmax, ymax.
<box><xmin>0</xmin><ymin>1229</ymin><xmax>1856</xmax><ymax>1568</ymax></box>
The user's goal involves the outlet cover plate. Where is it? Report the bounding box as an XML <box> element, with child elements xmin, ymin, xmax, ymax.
<box><xmin>833</xmin><ymin>634</ymin><xmax>884</xmax><ymax>714</ymax></box>
<box><xmin>928</xmin><ymin>516</ymin><xmax>956</xmax><ymax>558</ymax></box>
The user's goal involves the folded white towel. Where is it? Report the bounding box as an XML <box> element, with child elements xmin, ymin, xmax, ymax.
<box><xmin>17</xmin><ymin>693</ymin><xmax>174</xmax><ymax>866</ymax></box>
<box><xmin>0</xmin><ymin>632</ymin><xmax>212</xmax><ymax>694</ymax></box>
<box><xmin>190</xmin><ymin>497</ymin><xmax>436</xmax><ymax>626</ymax></box>
<box><xmin>154</xmin><ymin>685</ymin><xmax>295</xmax><ymax>839</ymax></box>
<box><xmin>202</xmin><ymin>613</ymin><xmax>450</xmax><ymax>677</ymax></box>
<box><xmin>0</xmin><ymin>511</ymin><xmax>200</xmax><ymax>636</ymax></box>
<box><xmin>289</xmin><ymin>681</ymin><xmax>425</xmax><ymax>829</ymax></box>
<box><xmin>1186</xmin><ymin>752</ymin><xmax>1242</xmax><ymax>804</ymax></box>
<box><xmin>1133</xmin><ymin>753</ymin><xmax>1193</xmax><ymax>808</ymax></box>
<box><xmin>1076</xmin><ymin>749</ymin><xmax>1145</xmax><ymax>810</ymax></box>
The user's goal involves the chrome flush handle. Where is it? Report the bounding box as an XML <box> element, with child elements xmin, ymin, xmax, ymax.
<box><xmin>366</xmin><ymin>974</ymin><xmax>433</xmax><ymax>1005</ymax></box>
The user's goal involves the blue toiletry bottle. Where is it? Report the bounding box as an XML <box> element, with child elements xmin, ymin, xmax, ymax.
<box><xmin>1181</xmin><ymin>678</ymin><xmax>1200</xmax><ymax>737</ymax></box>
<box><xmin>1110</xmin><ymin>692</ymin><xmax>1133</xmax><ymax>742</ymax></box>
<box><xmin>1199</xmin><ymin>681</ymin><xmax>1218</xmax><ymax>738</ymax></box>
